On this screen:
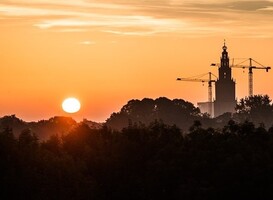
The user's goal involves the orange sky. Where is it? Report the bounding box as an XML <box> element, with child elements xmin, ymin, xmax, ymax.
<box><xmin>0</xmin><ymin>0</ymin><xmax>273</xmax><ymax>122</ymax></box>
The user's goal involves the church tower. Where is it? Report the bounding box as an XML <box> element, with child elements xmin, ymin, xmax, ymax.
<box><xmin>214</xmin><ymin>42</ymin><xmax>236</xmax><ymax>117</ymax></box>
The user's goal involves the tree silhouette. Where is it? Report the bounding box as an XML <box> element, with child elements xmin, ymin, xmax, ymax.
<box><xmin>2</xmin><ymin>96</ymin><xmax>273</xmax><ymax>199</ymax></box>
<box><xmin>235</xmin><ymin>95</ymin><xmax>273</xmax><ymax>127</ymax></box>
<box><xmin>1</xmin><ymin>119</ymin><xmax>273</xmax><ymax>199</ymax></box>
<box><xmin>106</xmin><ymin>97</ymin><xmax>201</xmax><ymax>130</ymax></box>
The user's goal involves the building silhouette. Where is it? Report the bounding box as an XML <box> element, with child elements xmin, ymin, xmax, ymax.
<box><xmin>214</xmin><ymin>42</ymin><xmax>236</xmax><ymax>117</ymax></box>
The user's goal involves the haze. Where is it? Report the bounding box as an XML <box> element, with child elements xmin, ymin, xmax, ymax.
<box><xmin>0</xmin><ymin>0</ymin><xmax>273</xmax><ymax>121</ymax></box>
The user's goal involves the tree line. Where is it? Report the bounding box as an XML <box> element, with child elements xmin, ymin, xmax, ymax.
<box><xmin>1</xmin><ymin>95</ymin><xmax>273</xmax><ymax>139</ymax></box>
<box><xmin>2</xmin><ymin>119</ymin><xmax>273</xmax><ymax>199</ymax></box>
<box><xmin>1</xmin><ymin>94</ymin><xmax>273</xmax><ymax>199</ymax></box>
<box><xmin>106</xmin><ymin>95</ymin><xmax>273</xmax><ymax>130</ymax></box>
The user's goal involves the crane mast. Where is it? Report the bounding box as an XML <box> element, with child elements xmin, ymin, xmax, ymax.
<box><xmin>232</xmin><ymin>58</ymin><xmax>271</xmax><ymax>96</ymax></box>
<box><xmin>249</xmin><ymin>58</ymin><xmax>253</xmax><ymax>96</ymax></box>
<box><xmin>177</xmin><ymin>72</ymin><xmax>216</xmax><ymax>117</ymax></box>
<box><xmin>211</xmin><ymin>58</ymin><xmax>271</xmax><ymax>96</ymax></box>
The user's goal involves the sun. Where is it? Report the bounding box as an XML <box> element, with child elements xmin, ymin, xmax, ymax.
<box><xmin>62</xmin><ymin>97</ymin><xmax>81</xmax><ymax>113</ymax></box>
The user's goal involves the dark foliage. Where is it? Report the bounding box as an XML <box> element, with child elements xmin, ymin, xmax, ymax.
<box><xmin>234</xmin><ymin>94</ymin><xmax>273</xmax><ymax>128</ymax></box>
<box><xmin>106</xmin><ymin>95</ymin><xmax>273</xmax><ymax>131</ymax></box>
<box><xmin>106</xmin><ymin>97</ymin><xmax>202</xmax><ymax>131</ymax></box>
<box><xmin>2</xmin><ymin>120</ymin><xmax>273</xmax><ymax>199</ymax></box>
<box><xmin>1</xmin><ymin>95</ymin><xmax>273</xmax><ymax>199</ymax></box>
<box><xmin>0</xmin><ymin>115</ymin><xmax>102</xmax><ymax>141</ymax></box>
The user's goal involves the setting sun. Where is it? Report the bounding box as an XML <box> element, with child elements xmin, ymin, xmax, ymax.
<box><xmin>62</xmin><ymin>97</ymin><xmax>81</xmax><ymax>113</ymax></box>
<box><xmin>0</xmin><ymin>0</ymin><xmax>273</xmax><ymax>122</ymax></box>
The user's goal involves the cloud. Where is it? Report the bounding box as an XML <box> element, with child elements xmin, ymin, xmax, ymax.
<box><xmin>55</xmin><ymin>28</ymin><xmax>86</xmax><ymax>32</ymax></box>
<box><xmin>103</xmin><ymin>30</ymin><xmax>159</xmax><ymax>36</ymax></box>
<box><xmin>0</xmin><ymin>0</ymin><xmax>273</xmax><ymax>37</ymax></box>
<box><xmin>33</xmin><ymin>14</ymin><xmax>184</xmax><ymax>35</ymax></box>
<box><xmin>79</xmin><ymin>41</ymin><xmax>96</xmax><ymax>45</ymax></box>
<box><xmin>186</xmin><ymin>1</ymin><xmax>273</xmax><ymax>11</ymax></box>
<box><xmin>1</xmin><ymin>0</ymin><xmax>131</xmax><ymax>10</ymax></box>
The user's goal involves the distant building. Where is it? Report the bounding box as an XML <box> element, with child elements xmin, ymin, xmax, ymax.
<box><xmin>197</xmin><ymin>101</ymin><xmax>214</xmax><ymax>117</ymax></box>
<box><xmin>214</xmin><ymin>42</ymin><xmax>236</xmax><ymax>117</ymax></box>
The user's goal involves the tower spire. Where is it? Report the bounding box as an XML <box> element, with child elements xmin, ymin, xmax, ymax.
<box><xmin>214</xmin><ymin>42</ymin><xmax>236</xmax><ymax>117</ymax></box>
<box><xmin>223</xmin><ymin>39</ymin><xmax>227</xmax><ymax>51</ymax></box>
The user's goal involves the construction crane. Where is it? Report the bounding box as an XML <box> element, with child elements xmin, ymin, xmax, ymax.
<box><xmin>176</xmin><ymin>72</ymin><xmax>217</xmax><ymax>117</ymax></box>
<box><xmin>232</xmin><ymin>58</ymin><xmax>271</xmax><ymax>96</ymax></box>
<box><xmin>211</xmin><ymin>58</ymin><xmax>271</xmax><ymax>96</ymax></box>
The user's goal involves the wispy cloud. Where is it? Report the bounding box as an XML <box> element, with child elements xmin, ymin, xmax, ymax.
<box><xmin>103</xmin><ymin>30</ymin><xmax>160</xmax><ymax>36</ymax></box>
<box><xmin>2</xmin><ymin>0</ymin><xmax>131</xmax><ymax>10</ymax></box>
<box><xmin>0</xmin><ymin>5</ymin><xmax>73</xmax><ymax>16</ymax></box>
<box><xmin>55</xmin><ymin>28</ymin><xmax>86</xmax><ymax>32</ymax></box>
<box><xmin>33</xmin><ymin>13</ymin><xmax>184</xmax><ymax>36</ymax></box>
<box><xmin>0</xmin><ymin>0</ymin><xmax>273</xmax><ymax>37</ymax></box>
<box><xmin>79</xmin><ymin>41</ymin><xmax>96</xmax><ymax>45</ymax></box>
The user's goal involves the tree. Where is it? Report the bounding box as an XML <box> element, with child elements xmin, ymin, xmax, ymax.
<box><xmin>235</xmin><ymin>95</ymin><xmax>273</xmax><ymax>127</ymax></box>
<box><xmin>18</xmin><ymin>129</ymin><xmax>39</xmax><ymax>150</ymax></box>
<box><xmin>106</xmin><ymin>97</ymin><xmax>201</xmax><ymax>130</ymax></box>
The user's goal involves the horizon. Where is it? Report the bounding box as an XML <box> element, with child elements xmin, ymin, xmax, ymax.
<box><xmin>1</xmin><ymin>0</ymin><xmax>273</xmax><ymax>122</ymax></box>
<box><xmin>0</xmin><ymin>96</ymin><xmax>207</xmax><ymax>123</ymax></box>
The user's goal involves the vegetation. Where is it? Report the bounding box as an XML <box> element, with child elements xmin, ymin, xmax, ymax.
<box><xmin>0</xmin><ymin>115</ymin><xmax>101</xmax><ymax>140</ymax></box>
<box><xmin>106</xmin><ymin>97</ymin><xmax>203</xmax><ymax>131</ymax></box>
<box><xmin>234</xmin><ymin>94</ymin><xmax>273</xmax><ymax>127</ymax></box>
<box><xmin>2</xmin><ymin>95</ymin><xmax>273</xmax><ymax>140</ymax></box>
<box><xmin>106</xmin><ymin>95</ymin><xmax>273</xmax><ymax>130</ymax></box>
<box><xmin>1</xmin><ymin>95</ymin><xmax>273</xmax><ymax>199</ymax></box>
<box><xmin>1</xmin><ymin>119</ymin><xmax>273</xmax><ymax>199</ymax></box>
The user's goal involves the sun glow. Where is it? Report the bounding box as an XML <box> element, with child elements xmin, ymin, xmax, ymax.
<box><xmin>62</xmin><ymin>97</ymin><xmax>81</xmax><ymax>113</ymax></box>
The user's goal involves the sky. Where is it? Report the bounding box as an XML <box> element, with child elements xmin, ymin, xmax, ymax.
<box><xmin>0</xmin><ymin>0</ymin><xmax>273</xmax><ymax>122</ymax></box>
